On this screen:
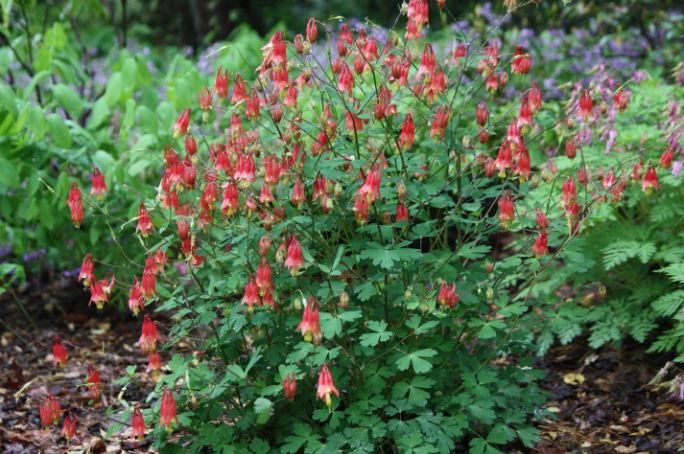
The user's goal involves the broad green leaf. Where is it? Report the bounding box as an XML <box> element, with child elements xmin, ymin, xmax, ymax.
<box><xmin>395</xmin><ymin>349</ymin><xmax>437</xmax><ymax>374</ymax></box>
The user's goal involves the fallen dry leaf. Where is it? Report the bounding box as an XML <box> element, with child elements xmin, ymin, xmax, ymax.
<box><xmin>563</xmin><ymin>372</ymin><xmax>585</xmax><ymax>385</ymax></box>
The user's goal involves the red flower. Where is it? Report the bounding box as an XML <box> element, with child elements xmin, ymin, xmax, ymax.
<box><xmin>417</xmin><ymin>43</ymin><xmax>436</xmax><ymax>78</ymax></box>
<box><xmin>565</xmin><ymin>138</ymin><xmax>577</xmax><ymax>159</ymax></box>
<box><xmin>358</xmin><ymin>166</ymin><xmax>381</xmax><ymax>203</ymax></box>
<box><xmin>517</xmin><ymin>95</ymin><xmax>533</xmax><ymax>130</ymax></box>
<box><xmin>185</xmin><ymin>135</ymin><xmax>197</xmax><ymax>156</ymax></box>
<box><xmin>147</xmin><ymin>352</ymin><xmax>162</xmax><ymax>378</ymax></box>
<box><xmin>476</xmin><ymin>101</ymin><xmax>489</xmax><ymax>126</ymax></box>
<box><xmin>284</xmin><ymin>236</ymin><xmax>304</xmax><ymax>275</ymax></box>
<box><xmin>398</xmin><ymin>113</ymin><xmax>415</xmax><ymax>149</ymax></box>
<box><xmin>52</xmin><ymin>336</ymin><xmax>68</xmax><ymax>368</ymax></box>
<box><xmin>139</xmin><ymin>315</ymin><xmax>160</xmax><ymax>353</ymax></box>
<box><xmin>173</xmin><ymin>108</ymin><xmax>191</xmax><ymax>137</ymax></box>
<box><xmin>159</xmin><ymin>388</ymin><xmax>177</xmax><ymax>431</ymax></box>
<box><xmin>79</xmin><ymin>253</ymin><xmax>94</xmax><ymax>287</ymax></box>
<box><xmin>498</xmin><ymin>191</ymin><xmax>515</xmax><ymax>229</ymax></box>
<box><xmin>511</xmin><ymin>46</ymin><xmax>532</xmax><ymax>74</ymax></box>
<box><xmin>659</xmin><ymin>147</ymin><xmax>674</xmax><ymax>169</ymax></box>
<box><xmin>316</xmin><ymin>363</ymin><xmax>340</xmax><ymax>408</ymax></box>
<box><xmin>495</xmin><ymin>141</ymin><xmax>513</xmax><ymax>177</ymax></box>
<box><xmin>136</xmin><ymin>202</ymin><xmax>153</xmax><ymax>237</ymax></box>
<box><xmin>89</xmin><ymin>276</ymin><xmax>113</xmax><ymax>309</ymax></box>
<box><xmin>437</xmin><ymin>281</ymin><xmax>459</xmax><ymax>308</ymax></box>
<box><xmin>40</xmin><ymin>394</ymin><xmax>61</xmax><ymax>427</ymax></box>
<box><xmin>291</xmin><ymin>178</ymin><xmax>306</xmax><ymax>207</ymax></box>
<box><xmin>579</xmin><ymin>89</ymin><xmax>593</xmax><ymax>118</ymax></box>
<box><xmin>561</xmin><ymin>176</ymin><xmax>577</xmax><ymax>208</ymax></box>
<box><xmin>90</xmin><ymin>167</ymin><xmax>108</xmax><ymax>198</ymax></box>
<box><xmin>232</xmin><ymin>74</ymin><xmax>248</xmax><ymax>103</ymax></box>
<box><xmin>67</xmin><ymin>182</ymin><xmax>84</xmax><ymax>228</ymax></box>
<box><xmin>528</xmin><ymin>81</ymin><xmax>542</xmax><ymax>112</ymax></box>
<box><xmin>338</xmin><ymin>63</ymin><xmax>354</xmax><ymax>95</ymax></box>
<box><xmin>613</xmin><ymin>90</ymin><xmax>629</xmax><ymax>112</ymax></box>
<box><xmin>642</xmin><ymin>161</ymin><xmax>659</xmax><ymax>193</ymax></box>
<box><xmin>141</xmin><ymin>268</ymin><xmax>157</xmax><ymax>300</ymax></box>
<box><xmin>127</xmin><ymin>277</ymin><xmax>144</xmax><ymax>315</ymax></box>
<box><xmin>256</xmin><ymin>259</ymin><xmax>272</xmax><ymax>293</ymax></box>
<box><xmin>535</xmin><ymin>209</ymin><xmax>548</xmax><ymax>231</ymax></box>
<box><xmin>430</xmin><ymin>106</ymin><xmax>449</xmax><ymax>139</ymax></box>
<box><xmin>354</xmin><ymin>193</ymin><xmax>370</xmax><ymax>224</ymax></box>
<box><xmin>87</xmin><ymin>364</ymin><xmax>103</xmax><ymax>401</ymax></box>
<box><xmin>406</xmin><ymin>0</ymin><xmax>429</xmax><ymax>35</ymax></box>
<box><xmin>131</xmin><ymin>406</ymin><xmax>146</xmax><ymax>440</ymax></box>
<box><xmin>215</xmin><ymin>66</ymin><xmax>229</xmax><ymax>98</ymax></box>
<box><xmin>453</xmin><ymin>42</ymin><xmax>466</xmax><ymax>62</ymax></box>
<box><xmin>61</xmin><ymin>413</ymin><xmax>77</xmax><ymax>441</ymax></box>
<box><xmin>242</xmin><ymin>276</ymin><xmax>260</xmax><ymax>311</ymax></box>
<box><xmin>199</xmin><ymin>87</ymin><xmax>212</xmax><ymax>111</ymax></box>
<box><xmin>221</xmin><ymin>182</ymin><xmax>240</xmax><ymax>216</ymax></box>
<box><xmin>396</xmin><ymin>202</ymin><xmax>409</xmax><ymax>222</ymax></box>
<box><xmin>297</xmin><ymin>298</ymin><xmax>321</xmax><ymax>344</ymax></box>
<box><xmin>306</xmin><ymin>17</ymin><xmax>317</xmax><ymax>43</ymax></box>
<box><xmin>282</xmin><ymin>374</ymin><xmax>297</xmax><ymax>401</ymax></box>
<box><xmin>532</xmin><ymin>232</ymin><xmax>548</xmax><ymax>257</ymax></box>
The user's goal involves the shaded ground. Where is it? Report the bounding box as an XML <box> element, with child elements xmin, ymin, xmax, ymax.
<box><xmin>1</xmin><ymin>279</ymin><xmax>684</xmax><ymax>453</ymax></box>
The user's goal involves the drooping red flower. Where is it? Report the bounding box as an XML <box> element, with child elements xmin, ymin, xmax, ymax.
<box><xmin>398</xmin><ymin>113</ymin><xmax>415</xmax><ymax>149</ymax></box>
<box><xmin>495</xmin><ymin>141</ymin><xmax>513</xmax><ymax>177</ymax></box>
<box><xmin>136</xmin><ymin>202</ymin><xmax>153</xmax><ymax>237</ymax></box>
<box><xmin>141</xmin><ymin>268</ymin><xmax>157</xmax><ymax>300</ymax></box>
<box><xmin>173</xmin><ymin>109</ymin><xmax>191</xmax><ymax>137</ymax></box>
<box><xmin>131</xmin><ymin>406</ymin><xmax>146</xmax><ymax>440</ymax></box>
<box><xmin>147</xmin><ymin>352</ymin><xmax>162</xmax><ymax>378</ymax></box>
<box><xmin>337</xmin><ymin>63</ymin><xmax>354</xmax><ymax>95</ymax></box>
<box><xmin>561</xmin><ymin>176</ymin><xmax>577</xmax><ymax>208</ymax></box>
<box><xmin>282</xmin><ymin>374</ymin><xmax>297</xmax><ymax>401</ymax></box>
<box><xmin>517</xmin><ymin>95</ymin><xmax>533</xmax><ymax>130</ymax></box>
<box><xmin>52</xmin><ymin>336</ymin><xmax>68</xmax><ymax>368</ymax></box>
<box><xmin>642</xmin><ymin>161</ymin><xmax>659</xmax><ymax>193</ymax></box>
<box><xmin>297</xmin><ymin>298</ymin><xmax>321</xmax><ymax>344</ymax></box>
<box><xmin>90</xmin><ymin>167</ymin><xmax>108</xmax><ymax>198</ymax></box>
<box><xmin>159</xmin><ymin>388</ymin><xmax>177</xmax><ymax>431</ymax></box>
<box><xmin>89</xmin><ymin>276</ymin><xmax>113</xmax><ymax>309</ymax></box>
<box><xmin>659</xmin><ymin>147</ymin><xmax>674</xmax><ymax>169</ymax></box>
<box><xmin>528</xmin><ymin>81</ymin><xmax>542</xmax><ymax>112</ymax></box>
<box><xmin>396</xmin><ymin>202</ymin><xmax>409</xmax><ymax>222</ymax></box>
<box><xmin>417</xmin><ymin>43</ymin><xmax>436</xmax><ymax>78</ymax></box>
<box><xmin>215</xmin><ymin>66</ymin><xmax>229</xmax><ymax>99</ymax></box>
<box><xmin>79</xmin><ymin>253</ymin><xmax>94</xmax><ymax>287</ymax></box>
<box><xmin>579</xmin><ymin>89</ymin><xmax>593</xmax><ymax>118</ymax></box>
<box><xmin>67</xmin><ymin>182</ymin><xmax>84</xmax><ymax>228</ymax></box>
<box><xmin>358</xmin><ymin>166</ymin><xmax>382</xmax><ymax>203</ymax></box>
<box><xmin>61</xmin><ymin>413</ymin><xmax>77</xmax><ymax>441</ymax></box>
<box><xmin>256</xmin><ymin>259</ymin><xmax>272</xmax><ymax>293</ymax></box>
<box><xmin>291</xmin><ymin>178</ymin><xmax>306</xmax><ymax>207</ymax></box>
<box><xmin>316</xmin><ymin>363</ymin><xmax>340</xmax><ymax>408</ymax></box>
<box><xmin>199</xmin><ymin>87</ymin><xmax>212</xmax><ymax>111</ymax></box>
<box><xmin>139</xmin><ymin>315</ymin><xmax>160</xmax><ymax>353</ymax></box>
<box><xmin>511</xmin><ymin>46</ymin><xmax>532</xmax><ymax>74</ymax></box>
<box><xmin>565</xmin><ymin>138</ymin><xmax>578</xmax><ymax>159</ymax></box>
<box><xmin>284</xmin><ymin>236</ymin><xmax>304</xmax><ymax>275</ymax></box>
<box><xmin>535</xmin><ymin>209</ymin><xmax>548</xmax><ymax>231</ymax></box>
<box><xmin>40</xmin><ymin>394</ymin><xmax>61</xmax><ymax>427</ymax></box>
<box><xmin>127</xmin><ymin>277</ymin><xmax>144</xmax><ymax>315</ymax></box>
<box><xmin>453</xmin><ymin>42</ymin><xmax>466</xmax><ymax>62</ymax></box>
<box><xmin>498</xmin><ymin>191</ymin><xmax>515</xmax><ymax>229</ymax></box>
<box><xmin>613</xmin><ymin>90</ymin><xmax>629</xmax><ymax>112</ymax></box>
<box><xmin>242</xmin><ymin>276</ymin><xmax>260</xmax><ymax>311</ymax></box>
<box><xmin>221</xmin><ymin>182</ymin><xmax>240</xmax><ymax>217</ymax></box>
<box><xmin>86</xmin><ymin>364</ymin><xmax>103</xmax><ymax>401</ymax></box>
<box><xmin>437</xmin><ymin>281</ymin><xmax>458</xmax><ymax>308</ymax></box>
<box><xmin>476</xmin><ymin>101</ymin><xmax>489</xmax><ymax>126</ymax></box>
<box><xmin>406</xmin><ymin>0</ymin><xmax>429</xmax><ymax>38</ymax></box>
<box><xmin>430</xmin><ymin>106</ymin><xmax>449</xmax><ymax>139</ymax></box>
<box><xmin>185</xmin><ymin>135</ymin><xmax>197</xmax><ymax>156</ymax></box>
<box><xmin>532</xmin><ymin>231</ymin><xmax>548</xmax><ymax>257</ymax></box>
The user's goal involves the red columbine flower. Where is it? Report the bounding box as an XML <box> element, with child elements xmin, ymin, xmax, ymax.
<box><xmin>417</xmin><ymin>44</ymin><xmax>436</xmax><ymax>78</ymax></box>
<box><xmin>476</xmin><ymin>101</ymin><xmax>489</xmax><ymax>126</ymax></box>
<box><xmin>139</xmin><ymin>315</ymin><xmax>160</xmax><ymax>353</ymax></box>
<box><xmin>87</xmin><ymin>364</ymin><xmax>103</xmax><ymax>401</ymax></box>
<box><xmin>430</xmin><ymin>106</ymin><xmax>449</xmax><ymax>139</ymax></box>
<box><xmin>517</xmin><ymin>95</ymin><xmax>533</xmax><ymax>130</ymax></box>
<box><xmin>437</xmin><ymin>281</ymin><xmax>458</xmax><ymax>308</ymax></box>
<box><xmin>159</xmin><ymin>388</ymin><xmax>177</xmax><ymax>431</ymax></box>
<box><xmin>338</xmin><ymin>64</ymin><xmax>354</xmax><ymax>95</ymax></box>
<box><xmin>498</xmin><ymin>191</ymin><xmax>515</xmax><ymax>229</ymax></box>
<box><xmin>185</xmin><ymin>135</ymin><xmax>197</xmax><ymax>156</ymax></box>
<box><xmin>232</xmin><ymin>73</ymin><xmax>248</xmax><ymax>103</ymax></box>
<box><xmin>128</xmin><ymin>277</ymin><xmax>144</xmax><ymax>315</ymax></box>
<box><xmin>613</xmin><ymin>90</ymin><xmax>629</xmax><ymax>112</ymax></box>
<box><xmin>67</xmin><ymin>182</ymin><xmax>84</xmax><ymax>228</ymax></box>
<box><xmin>297</xmin><ymin>298</ymin><xmax>321</xmax><ymax>344</ymax></box>
<box><xmin>79</xmin><ymin>253</ymin><xmax>94</xmax><ymax>287</ymax></box>
<box><xmin>396</xmin><ymin>202</ymin><xmax>409</xmax><ymax>222</ymax></box>
<box><xmin>61</xmin><ymin>413</ymin><xmax>77</xmax><ymax>441</ymax></box>
<box><xmin>511</xmin><ymin>46</ymin><xmax>532</xmax><ymax>74</ymax></box>
<box><xmin>282</xmin><ymin>374</ymin><xmax>297</xmax><ymax>401</ymax></box>
<box><xmin>529</xmin><ymin>81</ymin><xmax>542</xmax><ymax>112</ymax></box>
<box><xmin>316</xmin><ymin>363</ymin><xmax>340</xmax><ymax>409</ymax></box>
<box><xmin>259</xmin><ymin>235</ymin><xmax>271</xmax><ymax>256</ymax></box>
<box><xmin>90</xmin><ymin>167</ymin><xmax>107</xmax><ymax>198</ymax></box>
<box><xmin>561</xmin><ymin>176</ymin><xmax>577</xmax><ymax>207</ymax></box>
<box><xmin>642</xmin><ymin>161</ymin><xmax>659</xmax><ymax>193</ymax></box>
<box><xmin>284</xmin><ymin>236</ymin><xmax>304</xmax><ymax>275</ymax></box>
<box><xmin>398</xmin><ymin>113</ymin><xmax>415</xmax><ymax>149</ymax></box>
<box><xmin>154</xmin><ymin>250</ymin><xmax>167</xmax><ymax>273</ymax></box>
<box><xmin>221</xmin><ymin>182</ymin><xmax>239</xmax><ymax>216</ymax></box>
<box><xmin>215</xmin><ymin>66</ymin><xmax>229</xmax><ymax>98</ymax></box>
<box><xmin>532</xmin><ymin>231</ymin><xmax>548</xmax><ymax>257</ymax></box>
<box><xmin>407</xmin><ymin>0</ymin><xmax>429</xmax><ymax>32</ymax></box>
<box><xmin>535</xmin><ymin>209</ymin><xmax>548</xmax><ymax>231</ymax></box>
<box><xmin>291</xmin><ymin>178</ymin><xmax>306</xmax><ymax>206</ymax></box>
<box><xmin>354</xmin><ymin>193</ymin><xmax>370</xmax><ymax>224</ymax></box>
<box><xmin>199</xmin><ymin>87</ymin><xmax>212</xmax><ymax>111</ymax></box>
<box><xmin>453</xmin><ymin>42</ymin><xmax>466</xmax><ymax>62</ymax></box>
<box><xmin>495</xmin><ymin>141</ymin><xmax>513</xmax><ymax>177</ymax></box>
<box><xmin>131</xmin><ymin>406</ymin><xmax>146</xmax><ymax>440</ymax></box>
<box><xmin>141</xmin><ymin>268</ymin><xmax>157</xmax><ymax>300</ymax></box>
<box><xmin>173</xmin><ymin>109</ymin><xmax>191</xmax><ymax>137</ymax></box>
<box><xmin>242</xmin><ymin>276</ymin><xmax>260</xmax><ymax>311</ymax></box>
<box><xmin>256</xmin><ymin>259</ymin><xmax>272</xmax><ymax>293</ymax></box>
<box><xmin>136</xmin><ymin>202</ymin><xmax>153</xmax><ymax>237</ymax></box>
<box><xmin>659</xmin><ymin>147</ymin><xmax>674</xmax><ymax>169</ymax></box>
<box><xmin>306</xmin><ymin>17</ymin><xmax>317</xmax><ymax>42</ymax></box>
<box><xmin>359</xmin><ymin>166</ymin><xmax>381</xmax><ymax>203</ymax></box>
<box><xmin>52</xmin><ymin>336</ymin><xmax>68</xmax><ymax>368</ymax></box>
<box><xmin>147</xmin><ymin>352</ymin><xmax>162</xmax><ymax>379</ymax></box>
<box><xmin>89</xmin><ymin>277</ymin><xmax>110</xmax><ymax>309</ymax></box>
<box><xmin>565</xmin><ymin>138</ymin><xmax>578</xmax><ymax>159</ymax></box>
<box><xmin>40</xmin><ymin>394</ymin><xmax>61</xmax><ymax>427</ymax></box>
<box><xmin>579</xmin><ymin>89</ymin><xmax>593</xmax><ymax>118</ymax></box>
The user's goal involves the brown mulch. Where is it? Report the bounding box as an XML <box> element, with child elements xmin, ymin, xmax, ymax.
<box><xmin>2</xmin><ymin>278</ymin><xmax>684</xmax><ymax>453</ymax></box>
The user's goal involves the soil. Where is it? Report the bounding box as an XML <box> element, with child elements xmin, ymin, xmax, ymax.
<box><xmin>1</xmin><ymin>278</ymin><xmax>683</xmax><ymax>453</ymax></box>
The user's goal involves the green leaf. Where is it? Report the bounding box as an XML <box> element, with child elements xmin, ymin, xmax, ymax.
<box><xmin>88</xmin><ymin>98</ymin><xmax>110</xmax><ymax>129</ymax></box>
<box><xmin>360</xmin><ymin>320</ymin><xmax>393</xmax><ymax>347</ymax></box>
<box><xmin>360</xmin><ymin>243</ymin><xmax>422</xmax><ymax>269</ymax></box>
<box><xmin>659</xmin><ymin>263</ymin><xmax>684</xmax><ymax>285</ymax></box>
<box><xmin>396</xmin><ymin>349</ymin><xmax>437</xmax><ymax>374</ymax></box>
<box><xmin>105</xmin><ymin>72</ymin><xmax>123</xmax><ymax>106</ymax></box>
<box><xmin>517</xmin><ymin>427</ymin><xmax>540</xmax><ymax>448</ymax></box>
<box><xmin>0</xmin><ymin>156</ymin><xmax>19</xmax><ymax>188</ymax></box>
<box><xmin>47</xmin><ymin>114</ymin><xmax>71</xmax><ymax>148</ymax></box>
<box><xmin>0</xmin><ymin>81</ymin><xmax>17</xmax><ymax>117</ymax></box>
<box><xmin>486</xmin><ymin>424</ymin><xmax>516</xmax><ymax>445</ymax></box>
<box><xmin>478</xmin><ymin>323</ymin><xmax>497</xmax><ymax>340</ymax></box>
<box><xmin>253</xmin><ymin>397</ymin><xmax>272</xmax><ymax>424</ymax></box>
<box><xmin>281</xmin><ymin>423</ymin><xmax>313</xmax><ymax>453</ymax></box>
<box><xmin>52</xmin><ymin>84</ymin><xmax>84</xmax><ymax>119</ymax></box>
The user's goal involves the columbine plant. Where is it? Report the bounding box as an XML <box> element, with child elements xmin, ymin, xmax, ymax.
<box><xmin>57</xmin><ymin>0</ymin><xmax>674</xmax><ymax>451</ymax></box>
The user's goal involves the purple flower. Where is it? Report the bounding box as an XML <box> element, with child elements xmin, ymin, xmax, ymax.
<box><xmin>672</xmin><ymin>160</ymin><xmax>683</xmax><ymax>177</ymax></box>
